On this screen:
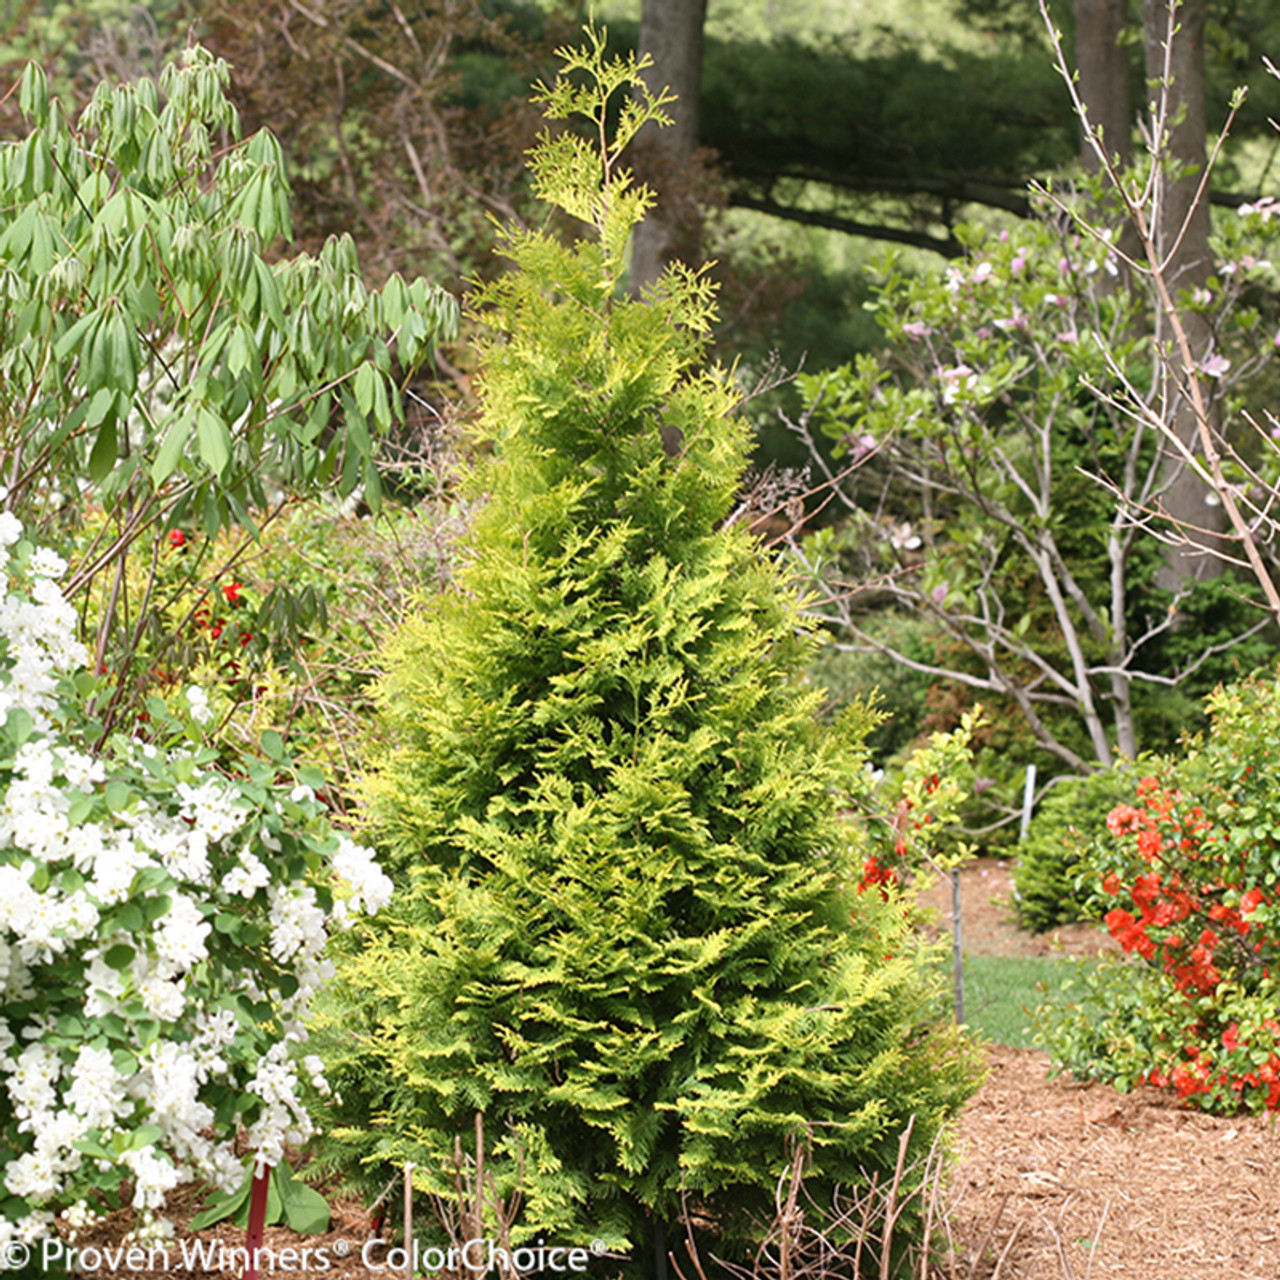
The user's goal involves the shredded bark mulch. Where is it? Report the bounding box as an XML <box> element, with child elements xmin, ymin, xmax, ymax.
<box><xmin>948</xmin><ymin>1044</ymin><xmax>1280</xmax><ymax>1278</ymax></box>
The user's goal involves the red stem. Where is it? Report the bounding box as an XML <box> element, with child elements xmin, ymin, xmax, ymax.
<box><xmin>242</xmin><ymin>1164</ymin><xmax>272</xmax><ymax>1280</ymax></box>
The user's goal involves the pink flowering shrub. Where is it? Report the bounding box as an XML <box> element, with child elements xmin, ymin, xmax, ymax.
<box><xmin>0</xmin><ymin>519</ymin><xmax>392</xmax><ymax>1248</ymax></box>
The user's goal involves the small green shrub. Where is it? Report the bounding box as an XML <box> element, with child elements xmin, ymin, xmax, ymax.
<box><xmin>1013</xmin><ymin>768</ymin><xmax>1134</xmax><ymax>932</ymax></box>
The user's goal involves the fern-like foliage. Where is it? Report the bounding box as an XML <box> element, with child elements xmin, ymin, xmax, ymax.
<box><xmin>312</xmin><ymin>22</ymin><xmax>982</xmax><ymax>1271</ymax></box>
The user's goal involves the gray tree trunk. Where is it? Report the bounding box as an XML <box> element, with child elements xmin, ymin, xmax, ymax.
<box><xmin>1075</xmin><ymin>0</ymin><xmax>1133</xmax><ymax>172</ymax></box>
<box><xmin>629</xmin><ymin>0</ymin><xmax>708</xmax><ymax>295</ymax></box>
<box><xmin>1143</xmin><ymin>0</ymin><xmax>1226</xmax><ymax>588</ymax></box>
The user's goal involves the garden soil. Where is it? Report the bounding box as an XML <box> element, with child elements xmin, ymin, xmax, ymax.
<box><xmin>926</xmin><ymin>858</ymin><xmax>1280</xmax><ymax>1279</ymax></box>
<box><xmin>71</xmin><ymin>860</ymin><xmax>1279</xmax><ymax>1279</ymax></box>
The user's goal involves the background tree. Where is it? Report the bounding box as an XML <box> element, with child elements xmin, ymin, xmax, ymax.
<box><xmin>791</xmin><ymin>207</ymin><xmax>1277</xmax><ymax>790</ymax></box>
<box><xmin>629</xmin><ymin>0</ymin><xmax>709</xmax><ymax>292</ymax></box>
<box><xmin>0</xmin><ymin>47</ymin><xmax>457</xmax><ymax>731</ymax></box>
<box><xmin>1140</xmin><ymin>0</ymin><xmax>1228</xmax><ymax>585</ymax></box>
<box><xmin>1075</xmin><ymin>0</ymin><xmax>1133</xmax><ymax>175</ymax></box>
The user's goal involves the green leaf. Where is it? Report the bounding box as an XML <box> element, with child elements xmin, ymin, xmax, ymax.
<box><xmin>128</xmin><ymin>1125</ymin><xmax>165</xmax><ymax>1151</ymax></box>
<box><xmin>152</xmin><ymin>410</ymin><xmax>194</xmax><ymax>484</ymax></box>
<box><xmin>103</xmin><ymin>944</ymin><xmax>135</xmax><ymax>971</ymax></box>
<box><xmin>353</xmin><ymin>363</ymin><xmax>378</xmax><ymax>417</ymax></box>
<box><xmin>254</xmin><ymin>257</ymin><xmax>284</xmax><ymax>328</ymax></box>
<box><xmin>142</xmin><ymin>894</ymin><xmax>172</xmax><ymax>925</ymax></box>
<box><xmin>196</xmin><ymin>405</ymin><xmax>232</xmax><ymax>477</ymax></box>
<box><xmin>190</xmin><ymin>1166</ymin><xmax>253</xmax><ymax>1230</ymax></box>
<box><xmin>112</xmin><ymin>903</ymin><xmax>144</xmax><ymax>933</ymax></box>
<box><xmin>53</xmin><ymin>311</ymin><xmax>100</xmax><ymax>361</ymax></box>
<box><xmin>87</xmin><ymin>416</ymin><xmax>119</xmax><ymax>484</ymax></box>
<box><xmin>276</xmin><ymin>1164</ymin><xmax>330</xmax><ymax>1234</ymax></box>
<box><xmin>103</xmin><ymin>780</ymin><xmax>132</xmax><ymax>812</ymax></box>
<box><xmin>5</xmin><ymin>707</ymin><xmax>33</xmax><ymax>746</ymax></box>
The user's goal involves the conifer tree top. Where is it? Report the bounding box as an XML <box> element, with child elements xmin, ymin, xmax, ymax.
<box><xmin>466</xmin><ymin>24</ymin><xmax>749</xmax><ymax>540</ymax></box>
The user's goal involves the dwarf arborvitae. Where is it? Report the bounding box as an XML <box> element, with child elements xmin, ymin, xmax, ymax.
<box><xmin>316</xmin><ymin>25</ymin><xmax>980</xmax><ymax>1273</ymax></box>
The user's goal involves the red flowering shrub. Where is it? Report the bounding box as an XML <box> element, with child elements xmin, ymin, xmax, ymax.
<box><xmin>1036</xmin><ymin>674</ymin><xmax>1280</xmax><ymax>1113</ymax></box>
<box><xmin>852</xmin><ymin>715</ymin><xmax>980</xmax><ymax>900</ymax></box>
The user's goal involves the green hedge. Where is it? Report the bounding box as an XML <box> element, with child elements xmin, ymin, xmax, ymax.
<box><xmin>1013</xmin><ymin>768</ymin><xmax>1134</xmax><ymax>931</ymax></box>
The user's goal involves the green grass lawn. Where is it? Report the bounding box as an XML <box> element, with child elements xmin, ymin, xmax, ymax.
<box><xmin>956</xmin><ymin>955</ymin><xmax>1080</xmax><ymax>1048</ymax></box>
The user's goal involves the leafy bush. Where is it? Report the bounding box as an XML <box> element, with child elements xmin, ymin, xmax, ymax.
<box><xmin>792</xmin><ymin>200</ymin><xmax>1280</xmax><ymax>789</ymax></box>
<box><xmin>0</xmin><ymin>48</ymin><xmax>455</xmax><ymax>726</ymax></box>
<box><xmin>314</xmin><ymin>26</ymin><xmax>982</xmax><ymax>1270</ymax></box>
<box><xmin>0</xmin><ymin>518</ymin><xmax>394</xmax><ymax>1248</ymax></box>
<box><xmin>120</xmin><ymin>489</ymin><xmax>465</xmax><ymax>800</ymax></box>
<box><xmin>1012</xmin><ymin>768</ymin><xmax>1135</xmax><ymax>932</ymax></box>
<box><xmin>1036</xmin><ymin>672</ymin><xmax>1280</xmax><ymax>1112</ymax></box>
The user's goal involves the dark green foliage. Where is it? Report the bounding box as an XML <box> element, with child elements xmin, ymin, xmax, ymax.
<box><xmin>700</xmin><ymin>32</ymin><xmax>1074</xmax><ymax>248</ymax></box>
<box><xmin>1013</xmin><ymin>770</ymin><xmax>1135</xmax><ymax>932</ymax></box>
<box><xmin>314</xmin><ymin>26</ymin><xmax>981</xmax><ymax>1271</ymax></box>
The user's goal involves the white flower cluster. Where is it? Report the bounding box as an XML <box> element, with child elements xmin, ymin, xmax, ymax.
<box><xmin>0</xmin><ymin>515</ymin><xmax>86</xmax><ymax>729</ymax></box>
<box><xmin>0</xmin><ymin>530</ymin><xmax>394</xmax><ymax>1238</ymax></box>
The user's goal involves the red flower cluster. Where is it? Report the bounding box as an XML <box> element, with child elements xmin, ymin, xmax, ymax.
<box><xmin>857</xmin><ymin>856</ymin><xmax>900</xmax><ymax>899</ymax></box>
<box><xmin>1101</xmin><ymin>775</ymin><xmax>1278</xmax><ymax>1110</ymax></box>
<box><xmin>191</xmin><ymin>583</ymin><xmax>254</xmax><ymax>668</ymax></box>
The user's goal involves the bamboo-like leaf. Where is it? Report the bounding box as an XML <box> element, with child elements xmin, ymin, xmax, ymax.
<box><xmin>196</xmin><ymin>405</ymin><xmax>231</xmax><ymax>477</ymax></box>
<box><xmin>150</xmin><ymin>409</ymin><xmax>194</xmax><ymax>485</ymax></box>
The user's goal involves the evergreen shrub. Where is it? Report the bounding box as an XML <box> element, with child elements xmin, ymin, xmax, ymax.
<box><xmin>315</xmin><ymin>26</ymin><xmax>981</xmax><ymax>1271</ymax></box>
<box><xmin>1012</xmin><ymin>768</ymin><xmax>1134</xmax><ymax>932</ymax></box>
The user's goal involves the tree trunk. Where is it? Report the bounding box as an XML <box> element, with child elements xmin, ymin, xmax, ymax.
<box><xmin>1143</xmin><ymin>0</ymin><xmax>1226</xmax><ymax>588</ymax></box>
<box><xmin>1074</xmin><ymin>0</ymin><xmax>1144</xmax><ymax>295</ymax></box>
<box><xmin>629</xmin><ymin>0</ymin><xmax>708</xmax><ymax>295</ymax></box>
<box><xmin>1075</xmin><ymin>0</ymin><xmax>1132</xmax><ymax>172</ymax></box>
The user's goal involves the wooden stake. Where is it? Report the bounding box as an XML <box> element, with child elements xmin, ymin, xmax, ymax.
<box><xmin>404</xmin><ymin>1162</ymin><xmax>416</xmax><ymax>1277</ymax></box>
<box><xmin>242</xmin><ymin>1163</ymin><xmax>271</xmax><ymax>1280</ymax></box>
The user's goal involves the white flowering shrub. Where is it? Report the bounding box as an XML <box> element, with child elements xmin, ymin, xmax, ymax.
<box><xmin>0</xmin><ymin>518</ymin><xmax>392</xmax><ymax>1247</ymax></box>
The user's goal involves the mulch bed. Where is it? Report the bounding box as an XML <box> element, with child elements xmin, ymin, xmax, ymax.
<box><xmin>947</xmin><ymin>1044</ymin><xmax>1280</xmax><ymax>1278</ymax></box>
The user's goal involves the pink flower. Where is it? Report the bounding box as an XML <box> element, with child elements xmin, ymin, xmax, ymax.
<box><xmin>1239</xmin><ymin>196</ymin><xmax>1277</xmax><ymax>221</ymax></box>
<box><xmin>1199</xmin><ymin>353</ymin><xmax>1231</xmax><ymax>379</ymax></box>
<box><xmin>994</xmin><ymin>305</ymin><xmax>1028</xmax><ymax>332</ymax></box>
<box><xmin>902</xmin><ymin>321</ymin><xmax>932</xmax><ymax>338</ymax></box>
<box><xmin>1010</xmin><ymin>255</ymin><xmax>1026</xmax><ymax>274</ymax></box>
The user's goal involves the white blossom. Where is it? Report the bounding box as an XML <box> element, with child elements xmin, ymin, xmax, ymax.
<box><xmin>155</xmin><ymin>894</ymin><xmax>211</xmax><ymax>971</ymax></box>
<box><xmin>0</xmin><ymin>517</ymin><xmax>393</xmax><ymax>1223</ymax></box>
<box><xmin>331</xmin><ymin>837</ymin><xmax>394</xmax><ymax>914</ymax></box>
<box><xmin>185</xmin><ymin>685</ymin><xmax>214</xmax><ymax>726</ymax></box>
<box><xmin>66</xmin><ymin>1047</ymin><xmax>132</xmax><ymax>1131</ymax></box>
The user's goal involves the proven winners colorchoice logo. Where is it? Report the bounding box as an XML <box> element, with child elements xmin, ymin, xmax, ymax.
<box><xmin>4</xmin><ymin>1235</ymin><xmax>612</xmax><ymax>1274</ymax></box>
